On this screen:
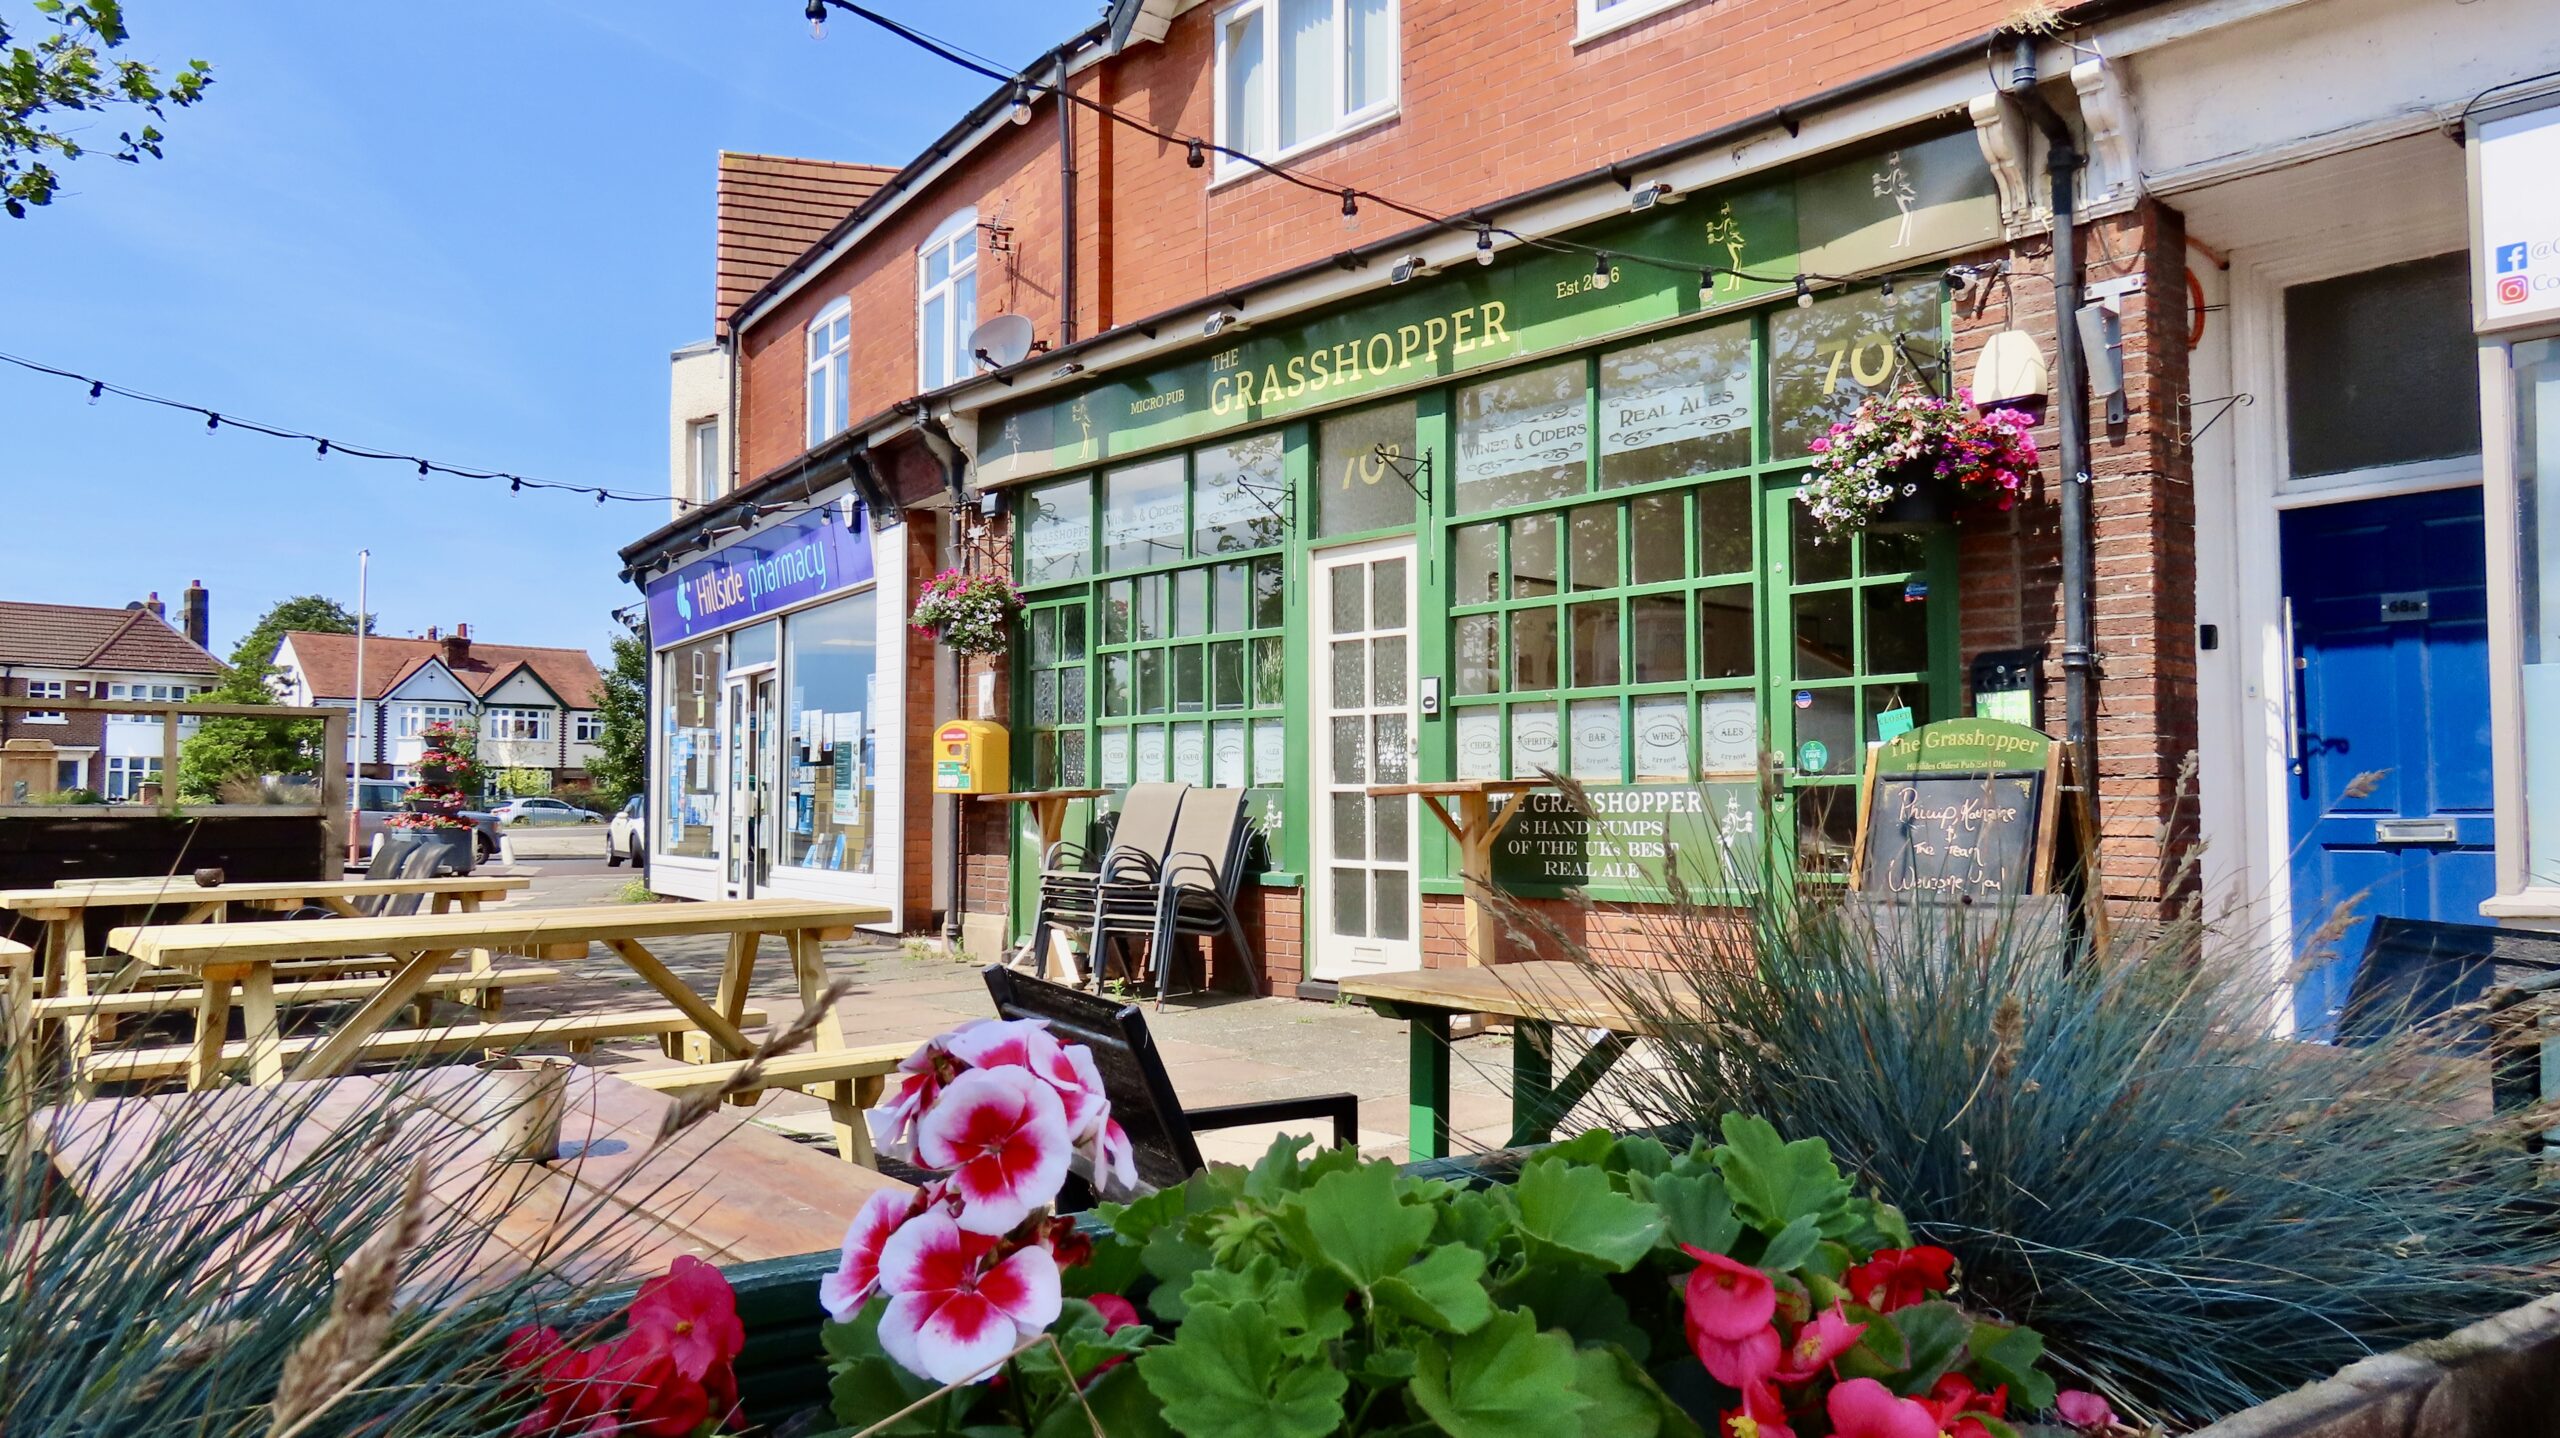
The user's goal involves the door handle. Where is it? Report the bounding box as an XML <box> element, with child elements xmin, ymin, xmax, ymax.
<box><xmin>2281</xmin><ymin>596</ymin><xmax>2304</xmax><ymax>773</ymax></box>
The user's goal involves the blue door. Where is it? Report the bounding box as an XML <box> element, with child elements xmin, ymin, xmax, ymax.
<box><xmin>2281</xmin><ymin>487</ymin><xmax>2495</xmax><ymax>1034</ymax></box>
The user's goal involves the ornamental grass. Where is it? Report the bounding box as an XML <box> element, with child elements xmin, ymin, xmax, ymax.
<box><xmin>1529</xmin><ymin>780</ymin><xmax>2560</xmax><ymax>1429</ymax></box>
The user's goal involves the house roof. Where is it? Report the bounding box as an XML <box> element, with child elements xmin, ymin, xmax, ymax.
<box><xmin>716</xmin><ymin>152</ymin><xmax>898</xmax><ymax>338</ymax></box>
<box><xmin>0</xmin><ymin>600</ymin><xmax>223</xmax><ymax>676</ymax></box>
<box><xmin>280</xmin><ymin>632</ymin><xmax>604</xmax><ymax>707</ymax></box>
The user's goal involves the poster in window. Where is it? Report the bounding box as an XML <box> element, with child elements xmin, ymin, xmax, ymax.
<box><xmin>1456</xmin><ymin>709</ymin><xmax>1502</xmax><ymax>779</ymax></box>
<box><xmin>1509</xmin><ymin>705</ymin><xmax>1560</xmax><ymax>778</ymax></box>
<box><xmin>1599</xmin><ymin>326</ymin><xmax>1753</xmax><ymax>486</ymax></box>
<box><xmin>1103</xmin><ymin>458</ymin><xmax>1186</xmax><ymax>570</ymax></box>
<box><xmin>1135</xmin><ymin>726</ymin><xmax>1168</xmax><ymax>782</ymax></box>
<box><xmin>1213</xmin><ymin>720</ymin><xmax>1247</xmax><ymax>788</ymax></box>
<box><xmin>1172</xmin><ymin>722</ymin><xmax>1207</xmax><ymax>784</ymax></box>
<box><xmin>1253</xmin><ymin>721</ymin><xmax>1285</xmax><ymax>786</ymax></box>
<box><xmin>1020</xmin><ymin>478</ymin><xmax>1093</xmax><ymax>585</ymax></box>
<box><xmin>1634</xmin><ymin>696</ymin><xmax>1690</xmax><ymax>779</ymax></box>
<box><xmin>1193</xmin><ymin>434</ymin><xmax>1286</xmax><ymax>554</ymax></box>
<box><xmin>1570</xmin><ymin>699</ymin><xmax>1621</xmax><ymax>781</ymax></box>
<box><xmin>1700</xmin><ymin>692</ymin><xmax>1760</xmax><ymax>775</ymax></box>
<box><xmin>1455</xmin><ymin>361</ymin><xmax>1589</xmax><ymax>512</ymax></box>
<box><xmin>1100</xmin><ymin>728</ymin><xmax>1132</xmax><ymax>786</ymax></box>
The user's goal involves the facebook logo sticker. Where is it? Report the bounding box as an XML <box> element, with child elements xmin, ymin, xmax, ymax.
<box><xmin>2499</xmin><ymin>243</ymin><xmax>2532</xmax><ymax>274</ymax></box>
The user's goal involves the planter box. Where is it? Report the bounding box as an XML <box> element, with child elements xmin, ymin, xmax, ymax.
<box><xmin>2191</xmin><ymin>1295</ymin><xmax>2560</xmax><ymax>1438</ymax></box>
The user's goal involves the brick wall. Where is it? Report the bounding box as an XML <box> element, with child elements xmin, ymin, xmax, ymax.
<box><xmin>735</xmin><ymin>0</ymin><xmax>2026</xmax><ymax>483</ymax></box>
<box><xmin>1950</xmin><ymin>200</ymin><xmax>2198</xmax><ymax>916</ymax></box>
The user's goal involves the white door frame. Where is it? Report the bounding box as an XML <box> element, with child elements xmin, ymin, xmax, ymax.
<box><xmin>1309</xmin><ymin>537</ymin><xmax>1422</xmax><ymax>981</ymax></box>
<box><xmin>721</xmin><ymin>666</ymin><xmax>777</xmax><ymax>898</ymax></box>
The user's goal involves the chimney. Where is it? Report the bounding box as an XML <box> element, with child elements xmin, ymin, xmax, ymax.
<box><xmin>441</xmin><ymin>623</ymin><xmax>470</xmax><ymax>668</ymax></box>
<box><xmin>180</xmin><ymin>580</ymin><xmax>209</xmax><ymax>650</ymax></box>
<box><xmin>144</xmin><ymin>591</ymin><xmax>165</xmax><ymax>620</ymax></box>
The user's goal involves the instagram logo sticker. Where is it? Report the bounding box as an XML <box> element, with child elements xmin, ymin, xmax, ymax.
<box><xmin>2500</xmin><ymin>274</ymin><xmax>2533</xmax><ymax>306</ymax></box>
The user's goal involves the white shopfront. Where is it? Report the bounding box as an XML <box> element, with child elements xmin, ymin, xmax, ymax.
<box><xmin>642</xmin><ymin>490</ymin><xmax>906</xmax><ymax>928</ymax></box>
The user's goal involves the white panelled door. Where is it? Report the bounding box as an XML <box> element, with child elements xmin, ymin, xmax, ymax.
<box><xmin>1310</xmin><ymin>540</ymin><xmax>1421</xmax><ymax>980</ymax></box>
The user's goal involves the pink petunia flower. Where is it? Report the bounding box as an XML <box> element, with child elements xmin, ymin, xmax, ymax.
<box><xmin>915</xmin><ymin>1066</ymin><xmax>1074</xmax><ymax>1234</ymax></box>
<box><xmin>1773</xmin><ymin>1302</ymin><xmax>1867</xmax><ymax>1385</ymax></box>
<box><xmin>820</xmin><ymin>1187</ymin><xmax>923</xmax><ymax>1321</ymax></box>
<box><xmin>1826</xmin><ymin>1377</ymin><xmax>1943</xmax><ymax>1438</ymax></box>
<box><xmin>875</xmin><ymin>1209</ymin><xmax>1064</xmax><ymax>1385</ymax></box>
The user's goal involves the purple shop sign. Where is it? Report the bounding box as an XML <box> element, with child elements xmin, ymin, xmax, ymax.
<box><xmin>645</xmin><ymin>504</ymin><xmax>875</xmax><ymax>644</ymax></box>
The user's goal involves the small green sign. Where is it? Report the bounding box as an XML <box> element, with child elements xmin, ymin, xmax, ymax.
<box><xmin>1798</xmin><ymin>739</ymin><xmax>1832</xmax><ymax>774</ymax></box>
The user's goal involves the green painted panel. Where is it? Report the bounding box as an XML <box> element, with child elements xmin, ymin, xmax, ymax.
<box><xmin>1490</xmin><ymin>781</ymin><xmax>1762</xmax><ymax>892</ymax></box>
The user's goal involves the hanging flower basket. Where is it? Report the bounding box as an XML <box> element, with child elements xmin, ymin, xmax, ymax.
<box><xmin>910</xmin><ymin>569</ymin><xmax>1023</xmax><ymax>658</ymax></box>
<box><xmin>1804</xmin><ymin>386</ymin><xmax>2038</xmax><ymax>534</ymax></box>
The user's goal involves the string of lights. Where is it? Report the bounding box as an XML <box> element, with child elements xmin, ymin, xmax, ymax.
<box><xmin>808</xmin><ymin>0</ymin><xmax>1853</xmax><ymax>300</ymax></box>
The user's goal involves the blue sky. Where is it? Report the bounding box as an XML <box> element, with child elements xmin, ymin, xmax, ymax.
<box><xmin>0</xmin><ymin>0</ymin><xmax>1098</xmax><ymax>661</ymax></box>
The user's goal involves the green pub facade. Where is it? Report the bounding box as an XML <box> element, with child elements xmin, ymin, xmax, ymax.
<box><xmin>969</xmin><ymin>130</ymin><xmax>2007</xmax><ymax>991</ymax></box>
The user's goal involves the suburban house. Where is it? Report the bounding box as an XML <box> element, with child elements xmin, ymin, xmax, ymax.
<box><xmin>269</xmin><ymin>624</ymin><xmax>606</xmax><ymax>792</ymax></box>
<box><xmin>0</xmin><ymin>584</ymin><xmax>222</xmax><ymax>799</ymax></box>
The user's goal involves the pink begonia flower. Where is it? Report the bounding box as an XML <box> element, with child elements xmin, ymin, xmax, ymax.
<box><xmin>875</xmin><ymin>1209</ymin><xmax>1063</xmax><ymax>1386</ymax></box>
<box><xmin>2055</xmin><ymin>1390</ymin><xmax>2120</xmax><ymax>1431</ymax></box>
<box><xmin>1826</xmin><ymin>1377</ymin><xmax>1943</xmax><ymax>1438</ymax></box>
<box><xmin>819</xmin><ymin>1186</ymin><xmax>922</xmax><ymax>1321</ymax></box>
<box><xmin>1773</xmin><ymin>1303</ymin><xmax>1867</xmax><ymax>1385</ymax></box>
<box><xmin>1686</xmin><ymin>1312</ymin><xmax>1781</xmax><ymax>1389</ymax></box>
<box><xmin>624</xmin><ymin>1254</ymin><xmax>745</xmax><ymax>1383</ymax></box>
<box><xmin>1683</xmin><ymin>1248</ymin><xmax>1779</xmax><ymax>1340</ymax></box>
<box><xmin>916</xmin><ymin>1065</ymin><xmax>1073</xmax><ymax>1234</ymax></box>
<box><xmin>1721</xmin><ymin>1377</ymin><xmax>1796</xmax><ymax>1438</ymax></box>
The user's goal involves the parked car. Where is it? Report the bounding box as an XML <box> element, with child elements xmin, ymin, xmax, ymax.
<box><xmin>489</xmin><ymin>796</ymin><xmax>605</xmax><ymax>827</ymax></box>
<box><xmin>354</xmin><ymin>779</ymin><xmax>501</xmax><ymax>861</ymax></box>
<box><xmin>606</xmin><ymin>795</ymin><xmax>646</xmax><ymax>868</ymax></box>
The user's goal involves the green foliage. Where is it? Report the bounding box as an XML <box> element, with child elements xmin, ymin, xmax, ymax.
<box><xmin>1577</xmin><ymin>865</ymin><xmax>2560</xmax><ymax>1425</ymax></box>
<box><xmin>177</xmin><ymin>594</ymin><xmax>362</xmax><ymax>800</ymax></box>
<box><xmin>0</xmin><ymin>0</ymin><xmax>212</xmax><ymax>218</ymax></box>
<box><xmin>588</xmin><ymin>626</ymin><xmax>648</xmax><ymax>809</ymax></box>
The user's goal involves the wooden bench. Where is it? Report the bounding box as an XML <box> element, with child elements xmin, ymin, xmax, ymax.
<box><xmin>31</xmin><ymin>965</ymin><xmax>563</xmax><ymax>1024</ymax></box>
<box><xmin>81</xmin><ymin>1004</ymin><xmax>774</xmax><ymax>1086</ymax></box>
<box><xmin>619</xmin><ymin>1041</ymin><xmax>916</xmax><ymax>1166</ymax></box>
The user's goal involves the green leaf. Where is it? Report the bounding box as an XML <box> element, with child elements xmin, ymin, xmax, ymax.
<box><xmin>1650</xmin><ymin>1170</ymin><xmax>1744</xmax><ymax>1256</ymax></box>
<box><xmin>1532</xmin><ymin>1127</ymin><xmax>1620</xmax><ymax>1170</ymax></box>
<box><xmin>1274</xmin><ymin>1161</ymin><xmax>1433</xmax><ymax>1289</ymax></box>
<box><xmin>1514</xmin><ymin>1159</ymin><xmax>1664</xmax><ymax>1272</ymax></box>
<box><xmin>1358</xmin><ymin>1347</ymin><xmax>1423</xmax><ymax>1384</ymax></box>
<box><xmin>1835</xmin><ymin>1310</ymin><xmax>1912</xmax><ymax>1381</ymax></box>
<box><xmin>1754</xmin><ymin>1214</ymin><xmax>1823</xmax><ymax>1273</ymax></box>
<box><xmin>1012</xmin><ymin>1299</ymin><xmax>1154</xmax><ymax>1391</ymax></box>
<box><xmin>1373</xmin><ymin>1242</ymin><xmax>1494</xmax><ymax>1335</ymax></box>
<box><xmin>1136</xmin><ymin>1302</ymin><xmax>1349</xmax><ymax>1438</ymax></box>
<box><xmin>1105</xmin><ymin>1184</ymin><xmax>1189</xmax><ymax>1242</ymax></box>
<box><xmin>1244</xmin><ymin>1133</ymin><xmax>1317</xmax><ymax>1200</ymax></box>
<box><xmin>827</xmin><ymin>1358</ymin><xmax>944</xmax><ymax>1433</ymax></box>
<box><xmin>1713</xmin><ymin>1113</ymin><xmax>1852</xmax><ymax>1233</ymax></box>
<box><xmin>1500</xmin><ymin>1265</ymin><xmax>1651</xmax><ymax>1363</ymax></box>
<box><xmin>1569</xmin><ymin>1344</ymin><xmax>1661</xmax><ymax>1438</ymax></box>
<box><xmin>1141</xmin><ymin>1229</ymin><xmax>1215</xmax><ymax>1322</ymax></box>
<box><xmin>1435</xmin><ymin>1186</ymin><xmax>1513</xmax><ymax>1253</ymax></box>
<box><xmin>1063</xmin><ymin>1232</ymin><xmax>1148</xmax><ymax>1299</ymax></box>
<box><xmin>1609</xmin><ymin>1134</ymin><xmax>1674</xmax><ymax>1178</ymax></box>
<box><xmin>1408</xmin><ymin>1309</ymin><xmax>1591</xmax><ymax>1438</ymax></box>
<box><xmin>1182</xmin><ymin>1254</ymin><xmax>1353</xmax><ymax>1356</ymax></box>
<box><xmin>1034</xmin><ymin>1363</ymin><xmax>1175</xmax><ymax>1438</ymax></box>
<box><xmin>1968</xmin><ymin>1323</ymin><xmax>2060</xmax><ymax>1411</ymax></box>
<box><xmin>1888</xmin><ymin>1300</ymin><xmax>1973</xmax><ymax>1395</ymax></box>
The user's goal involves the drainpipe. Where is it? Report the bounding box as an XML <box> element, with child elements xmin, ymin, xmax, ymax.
<box><xmin>1056</xmin><ymin>56</ymin><xmax>1077</xmax><ymax>347</ymax></box>
<box><xmin>915</xmin><ymin>413</ymin><xmax>972</xmax><ymax>947</ymax></box>
<box><xmin>2001</xmin><ymin>37</ymin><xmax>2095</xmax><ymax>798</ymax></box>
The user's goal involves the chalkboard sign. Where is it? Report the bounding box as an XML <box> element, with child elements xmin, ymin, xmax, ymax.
<box><xmin>1850</xmin><ymin>718</ymin><xmax>2061</xmax><ymax>904</ymax></box>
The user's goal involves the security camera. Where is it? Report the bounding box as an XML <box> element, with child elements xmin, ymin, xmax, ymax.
<box><xmin>1389</xmin><ymin>254</ymin><xmax>1429</xmax><ymax>285</ymax></box>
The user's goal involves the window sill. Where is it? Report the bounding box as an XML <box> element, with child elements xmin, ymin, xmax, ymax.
<box><xmin>2480</xmin><ymin>891</ymin><xmax>2560</xmax><ymax>925</ymax></box>
<box><xmin>1208</xmin><ymin>108</ymin><xmax>1401</xmax><ymax>193</ymax></box>
<box><xmin>19</xmin><ymin>716</ymin><xmax>67</xmax><ymax>725</ymax></box>
<box><xmin>1573</xmin><ymin>0</ymin><xmax>1695</xmax><ymax>46</ymax></box>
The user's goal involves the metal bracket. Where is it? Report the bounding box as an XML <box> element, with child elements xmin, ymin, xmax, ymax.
<box><xmin>2177</xmin><ymin>392</ymin><xmax>2255</xmax><ymax>448</ymax></box>
<box><xmin>1232</xmin><ymin>477</ymin><xmax>1294</xmax><ymax>531</ymax></box>
<box><xmin>1376</xmin><ymin>446</ymin><xmax>1434</xmax><ymax>505</ymax></box>
<box><xmin>1891</xmin><ymin>333</ymin><xmax>1953</xmax><ymax>396</ymax></box>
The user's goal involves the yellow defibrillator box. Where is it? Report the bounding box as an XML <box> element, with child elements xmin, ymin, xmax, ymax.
<box><xmin>933</xmin><ymin>719</ymin><xmax>1008</xmax><ymax>794</ymax></box>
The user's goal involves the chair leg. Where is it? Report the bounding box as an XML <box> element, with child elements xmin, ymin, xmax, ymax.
<box><xmin>1223</xmin><ymin>907</ymin><xmax>1258</xmax><ymax>990</ymax></box>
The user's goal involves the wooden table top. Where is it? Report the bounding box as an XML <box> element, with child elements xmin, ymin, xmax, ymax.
<box><xmin>2</xmin><ymin>876</ymin><xmax>530</xmax><ymax>915</ymax></box>
<box><xmin>975</xmin><ymin>788</ymin><xmax>1111</xmax><ymax>804</ymax></box>
<box><xmin>1339</xmin><ymin>959</ymin><xmax>1700</xmax><ymax>1035</ymax></box>
<box><xmin>0</xmin><ymin>937</ymin><xmax>29</xmax><ymax>968</ymax></box>
<box><xmin>1365</xmin><ymin>779</ymin><xmax>1549</xmax><ymax>799</ymax></box>
<box><xmin>41</xmin><ymin>1068</ymin><xmax>909</xmax><ymax>1290</ymax></box>
<box><xmin>110</xmin><ymin>897</ymin><xmax>891</xmax><ymax>969</ymax></box>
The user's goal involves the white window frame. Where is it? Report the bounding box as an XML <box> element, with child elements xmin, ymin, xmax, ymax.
<box><xmin>806</xmin><ymin>297</ymin><xmax>852</xmax><ymax>446</ymax></box>
<box><xmin>917</xmin><ymin>208</ymin><xmax>979</xmax><ymax>392</ymax></box>
<box><xmin>105</xmin><ymin>681</ymin><xmax>204</xmax><ymax>725</ymax></box>
<box><xmin>23</xmin><ymin>679</ymin><xmax>64</xmax><ymax>723</ymax></box>
<box><xmin>685</xmin><ymin>416</ymin><xmax>722</xmax><ymax>503</ymax></box>
<box><xmin>485</xmin><ymin>707</ymin><xmax>549</xmax><ymax>742</ymax></box>
<box><xmin>1574</xmin><ymin>0</ymin><xmax>1690</xmax><ymax>44</ymax></box>
<box><xmin>398</xmin><ymin>702</ymin><xmax>467</xmax><ymax>738</ymax></box>
<box><xmin>104</xmin><ymin>755</ymin><xmax>162</xmax><ymax>801</ymax></box>
<box><xmin>1212</xmin><ymin>0</ymin><xmax>1401</xmax><ymax>180</ymax></box>
<box><xmin>573</xmin><ymin>712</ymin><xmax>604</xmax><ymax>743</ymax></box>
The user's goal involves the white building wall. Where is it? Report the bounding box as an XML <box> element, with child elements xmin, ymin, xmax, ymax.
<box><xmin>669</xmin><ymin>341</ymin><xmax>732</xmax><ymax>519</ymax></box>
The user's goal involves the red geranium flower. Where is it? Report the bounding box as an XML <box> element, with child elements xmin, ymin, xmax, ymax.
<box><xmin>624</xmin><ymin>1254</ymin><xmax>745</xmax><ymax>1382</ymax></box>
<box><xmin>913</xmin><ymin>1066</ymin><xmax>1073</xmax><ymax>1235</ymax></box>
<box><xmin>1842</xmin><ymin>1245</ymin><xmax>1956</xmax><ymax>1313</ymax></box>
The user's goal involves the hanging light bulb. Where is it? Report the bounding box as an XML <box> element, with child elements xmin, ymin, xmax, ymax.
<box><xmin>1340</xmin><ymin>190</ymin><xmax>1360</xmax><ymax>231</ymax></box>
<box><xmin>1590</xmin><ymin>253</ymin><xmax>1612</xmax><ymax>290</ymax></box>
<box><xmin>1881</xmin><ymin>274</ymin><xmax>1896</xmax><ymax>298</ymax></box>
<box><xmin>205</xmin><ymin>413</ymin><xmax>220</xmax><ymax>432</ymax></box>
<box><xmin>1186</xmin><ymin>138</ymin><xmax>1205</xmax><ymax>169</ymax></box>
<box><xmin>315</xmin><ymin>439</ymin><xmax>330</xmax><ymax>460</ymax></box>
<box><xmin>805</xmin><ymin>0</ymin><xmax>825</xmax><ymax>38</ymax></box>
<box><xmin>1794</xmin><ymin>276</ymin><xmax>1814</xmax><ymax>308</ymax></box>
<box><xmin>86</xmin><ymin>381</ymin><xmax>103</xmax><ymax>403</ymax></box>
<box><xmin>1700</xmin><ymin>270</ymin><xmax>1716</xmax><ymax>301</ymax></box>
<box><xmin>1475</xmin><ymin>226</ymin><xmax>1495</xmax><ymax>266</ymax></box>
<box><xmin>510</xmin><ymin>477</ymin><xmax>523</xmax><ymax>493</ymax></box>
<box><xmin>418</xmin><ymin>460</ymin><xmax>431</xmax><ymax>477</ymax></box>
<box><xmin>1010</xmin><ymin>85</ymin><xmax>1032</xmax><ymax>126</ymax></box>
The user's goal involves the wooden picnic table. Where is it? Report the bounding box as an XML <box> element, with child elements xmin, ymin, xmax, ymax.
<box><xmin>1342</xmin><ymin>959</ymin><xmax>1695</xmax><ymax>1162</ymax></box>
<box><xmin>1365</xmin><ymin>780</ymin><xmax>1548</xmax><ymax>968</ymax></box>
<box><xmin>2</xmin><ymin>936</ymin><xmax>31</xmax><ymax>1162</ymax></box>
<box><xmin>976</xmin><ymin>788</ymin><xmax>1111</xmax><ymax>854</ymax></box>
<box><xmin>40</xmin><ymin>1067</ymin><xmax>912</xmax><ymax>1291</ymax></box>
<box><xmin>105</xmin><ymin>898</ymin><xmax>887</xmax><ymax>1102</ymax></box>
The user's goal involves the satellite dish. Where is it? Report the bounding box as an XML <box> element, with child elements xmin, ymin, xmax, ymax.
<box><xmin>971</xmin><ymin>314</ymin><xmax>1036</xmax><ymax>370</ymax></box>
